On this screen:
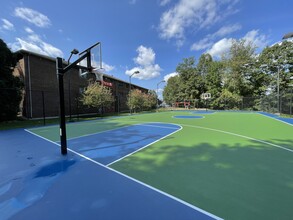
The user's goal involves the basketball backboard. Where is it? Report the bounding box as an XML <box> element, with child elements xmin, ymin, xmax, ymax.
<box><xmin>78</xmin><ymin>42</ymin><xmax>102</xmax><ymax>76</ymax></box>
<box><xmin>201</xmin><ymin>93</ymin><xmax>211</xmax><ymax>100</ymax></box>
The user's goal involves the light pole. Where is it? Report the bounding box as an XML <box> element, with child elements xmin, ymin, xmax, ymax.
<box><xmin>67</xmin><ymin>49</ymin><xmax>79</xmax><ymax>64</ymax></box>
<box><xmin>129</xmin><ymin>70</ymin><xmax>139</xmax><ymax>114</ymax></box>
<box><xmin>156</xmin><ymin>80</ymin><xmax>165</xmax><ymax>110</ymax></box>
<box><xmin>290</xmin><ymin>76</ymin><xmax>293</xmax><ymax>115</ymax></box>
<box><xmin>277</xmin><ymin>65</ymin><xmax>280</xmax><ymax>114</ymax></box>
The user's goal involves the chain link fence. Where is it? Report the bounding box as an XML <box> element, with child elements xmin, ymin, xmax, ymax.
<box><xmin>240</xmin><ymin>89</ymin><xmax>293</xmax><ymax>115</ymax></box>
<box><xmin>0</xmin><ymin>86</ymin><xmax>135</xmax><ymax>123</ymax></box>
<box><xmin>21</xmin><ymin>89</ymin><xmax>99</xmax><ymax>120</ymax></box>
<box><xmin>200</xmin><ymin>90</ymin><xmax>293</xmax><ymax>116</ymax></box>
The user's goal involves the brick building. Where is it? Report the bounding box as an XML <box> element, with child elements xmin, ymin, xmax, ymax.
<box><xmin>14</xmin><ymin>50</ymin><xmax>148</xmax><ymax>119</ymax></box>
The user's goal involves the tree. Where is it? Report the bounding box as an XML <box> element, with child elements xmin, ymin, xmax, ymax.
<box><xmin>222</xmin><ymin>39</ymin><xmax>257</xmax><ymax>97</ymax></box>
<box><xmin>80</xmin><ymin>81</ymin><xmax>114</xmax><ymax>113</ymax></box>
<box><xmin>216</xmin><ymin>88</ymin><xmax>242</xmax><ymax>110</ymax></box>
<box><xmin>176</xmin><ymin>57</ymin><xmax>201</xmax><ymax>101</ymax></box>
<box><xmin>143</xmin><ymin>90</ymin><xmax>157</xmax><ymax>110</ymax></box>
<box><xmin>258</xmin><ymin>40</ymin><xmax>293</xmax><ymax>94</ymax></box>
<box><xmin>163</xmin><ymin>75</ymin><xmax>181</xmax><ymax>105</ymax></box>
<box><xmin>127</xmin><ymin>89</ymin><xmax>144</xmax><ymax>112</ymax></box>
<box><xmin>204</xmin><ymin>60</ymin><xmax>224</xmax><ymax>109</ymax></box>
<box><xmin>0</xmin><ymin>39</ymin><xmax>23</xmax><ymax>121</ymax></box>
<box><xmin>162</xmin><ymin>39</ymin><xmax>292</xmax><ymax>111</ymax></box>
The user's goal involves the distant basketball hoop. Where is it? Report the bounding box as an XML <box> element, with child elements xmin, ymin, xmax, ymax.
<box><xmin>201</xmin><ymin>93</ymin><xmax>211</xmax><ymax>100</ymax></box>
<box><xmin>201</xmin><ymin>93</ymin><xmax>211</xmax><ymax>111</ymax></box>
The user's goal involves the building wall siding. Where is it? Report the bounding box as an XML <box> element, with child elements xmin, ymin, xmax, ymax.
<box><xmin>14</xmin><ymin>50</ymin><xmax>148</xmax><ymax>119</ymax></box>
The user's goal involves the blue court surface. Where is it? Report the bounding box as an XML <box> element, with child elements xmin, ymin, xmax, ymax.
<box><xmin>259</xmin><ymin>112</ymin><xmax>293</xmax><ymax>125</ymax></box>
<box><xmin>0</xmin><ymin>123</ymin><xmax>222</xmax><ymax>220</ymax></box>
<box><xmin>67</xmin><ymin>123</ymin><xmax>181</xmax><ymax>165</ymax></box>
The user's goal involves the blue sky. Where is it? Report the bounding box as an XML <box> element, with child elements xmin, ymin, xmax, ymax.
<box><xmin>0</xmin><ymin>0</ymin><xmax>292</xmax><ymax>97</ymax></box>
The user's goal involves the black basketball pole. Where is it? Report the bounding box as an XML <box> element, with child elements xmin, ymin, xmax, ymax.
<box><xmin>57</xmin><ymin>57</ymin><xmax>67</xmax><ymax>155</ymax></box>
<box><xmin>56</xmin><ymin>54</ymin><xmax>88</xmax><ymax>155</ymax></box>
<box><xmin>56</xmin><ymin>42</ymin><xmax>101</xmax><ymax>155</ymax></box>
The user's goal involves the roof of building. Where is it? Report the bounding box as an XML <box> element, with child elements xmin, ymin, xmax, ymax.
<box><xmin>282</xmin><ymin>32</ymin><xmax>293</xmax><ymax>39</ymax></box>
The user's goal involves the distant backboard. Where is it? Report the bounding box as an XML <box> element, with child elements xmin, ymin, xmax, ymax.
<box><xmin>78</xmin><ymin>42</ymin><xmax>102</xmax><ymax>77</ymax></box>
<box><xmin>201</xmin><ymin>93</ymin><xmax>211</xmax><ymax>100</ymax></box>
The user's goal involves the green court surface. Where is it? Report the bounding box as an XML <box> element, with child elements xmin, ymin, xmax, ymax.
<box><xmin>31</xmin><ymin>111</ymin><xmax>293</xmax><ymax>220</ymax></box>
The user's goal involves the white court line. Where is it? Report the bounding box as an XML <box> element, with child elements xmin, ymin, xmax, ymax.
<box><xmin>190</xmin><ymin>112</ymin><xmax>216</xmax><ymax>115</ymax></box>
<box><xmin>106</xmin><ymin>124</ymin><xmax>183</xmax><ymax>166</ymax></box>
<box><xmin>258</xmin><ymin>112</ymin><xmax>293</xmax><ymax>127</ymax></box>
<box><xmin>25</xmin><ymin>129</ymin><xmax>61</xmax><ymax>146</ymax></box>
<box><xmin>172</xmin><ymin>116</ymin><xmax>205</xmax><ymax>119</ymax></box>
<box><xmin>180</xmin><ymin>124</ymin><xmax>293</xmax><ymax>153</ymax></box>
<box><xmin>24</xmin><ymin>126</ymin><xmax>223</xmax><ymax>220</ymax></box>
<box><xmin>66</xmin><ymin>124</ymin><xmax>134</xmax><ymax>141</ymax></box>
<box><xmin>136</xmin><ymin>123</ymin><xmax>180</xmax><ymax>130</ymax></box>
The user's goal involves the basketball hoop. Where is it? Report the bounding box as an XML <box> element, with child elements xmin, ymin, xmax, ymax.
<box><xmin>201</xmin><ymin>93</ymin><xmax>211</xmax><ymax>100</ymax></box>
<box><xmin>56</xmin><ymin>41</ymin><xmax>101</xmax><ymax>155</ymax></box>
<box><xmin>78</xmin><ymin>42</ymin><xmax>102</xmax><ymax>77</ymax></box>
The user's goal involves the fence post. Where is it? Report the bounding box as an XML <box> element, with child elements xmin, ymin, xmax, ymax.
<box><xmin>41</xmin><ymin>91</ymin><xmax>46</xmax><ymax>125</ymax></box>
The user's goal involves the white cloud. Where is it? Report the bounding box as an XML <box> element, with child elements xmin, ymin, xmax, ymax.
<box><xmin>160</xmin><ymin>0</ymin><xmax>171</xmax><ymax>6</ymax></box>
<box><xmin>205</xmin><ymin>29</ymin><xmax>269</xmax><ymax>59</ymax></box>
<box><xmin>213</xmin><ymin>23</ymin><xmax>241</xmax><ymax>38</ymax></box>
<box><xmin>10</xmin><ymin>33</ymin><xmax>63</xmax><ymax>58</ymax></box>
<box><xmin>41</xmin><ymin>41</ymin><xmax>63</xmax><ymax>58</ymax></box>
<box><xmin>1</xmin><ymin>19</ymin><xmax>14</xmax><ymax>31</ymax></box>
<box><xmin>102</xmin><ymin>62</ymin><xmax>115</xmax><ymax>72</ymax></box>
<box><xmin>206</xmin><ymin>38</ymin><xmax>233</xmax><ymax>59</ymax></box>
<box><xmin>14</xmin><ymin>7</ymin><xmax>51</xmax><ymax>28</ymax></box>
<box><xmin>191</xmin><ymin>23</ymin><xmax>241</xmax><ymax>51</ymax></box>
<box><xmin>24</xmin><ymin>27</ymin><xmax>34</xmax><ymax>34</ymax></box>
<box><xmin>158</xmin><ymin>88</ymin><xmax>164</xmax><ymax>93</ymax></box>
<box><xmin>126</xmin><ymin>45</ymin><xmax>162</xmax><ymax>80</ymax></box>
<box><xmin>191</xmin><ymin>38</ymin><xmax>213</xmax><ymax>51</ymax></box>
<box><xmin>11</xmin><ymin>38</ymin><xmax>43</xmax><ymax>54</ymax></box>
<box><xmin>134</xmin><ymin>45</ymin><xmax>155</xmax><ymax>66</ymax></box>
<box><xmin>158</xmin><ymin>0</ymin><xmax>239</xmax><ymax>47</ymax></box>
<box><xmin>242</xmin><ymin>29</ymin><xmax>269</xmax><ymax>50</ymax></box>
<box><xmin>164</xmin><ymin>72</ymin><xmax>179</xmax><ymax>81</ymax></box>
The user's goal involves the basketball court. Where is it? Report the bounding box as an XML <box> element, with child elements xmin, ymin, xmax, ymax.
<box><xmin>1</xmin><ymin>43</ymin><xmax>293</xmax><ymax>220</ymax></box>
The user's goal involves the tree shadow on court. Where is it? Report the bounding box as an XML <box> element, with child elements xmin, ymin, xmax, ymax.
<box><xmin>111</xmin><ymin>139</ymin><xmax>293</xmax><ymax>220</ymax></box>
<box><xmin>269</xmin><ymin>138</ymin><xmax>293</xmax><ymax>149</ymax></box>
<box><xmin>67</xmin><ymin>124</ymin><xmax>173</xmax><ymax>165</ymax></box>
<box><xmin>32</xmin><ymin>120</ymin><xmax>132</xmax><ymax>142</ymax></box>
